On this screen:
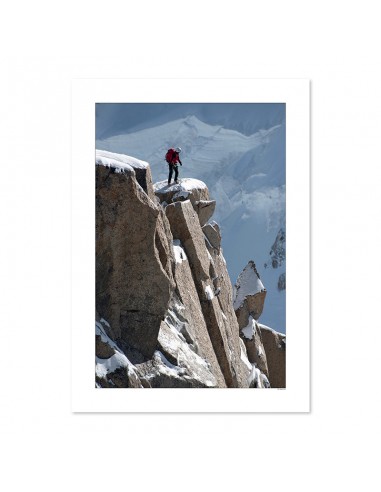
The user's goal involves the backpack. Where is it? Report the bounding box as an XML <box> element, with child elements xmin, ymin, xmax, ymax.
<box><xmin>165</xmin><ymin>148</ymin><xmax>175</xmax><ymax>164</ymax></box>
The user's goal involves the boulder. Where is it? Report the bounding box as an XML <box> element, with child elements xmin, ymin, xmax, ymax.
<box><xmin>96</xmin><ymin>335</ymin><xmax>115</xmax><ymax>359</ymax></box>
<box><xmin>203</xmin><ymin>222</ymin><xmax>221</xmax><ymax>250</ymax></box>
<box><xmin>194</xmin><ymin>200</ymin><xmax>216</xmax><ymax>226</ymax></box>
<box><xmin>154</xmin><ymin>178</ymin><xmax>210</xmax><ymax>207</ymax></box>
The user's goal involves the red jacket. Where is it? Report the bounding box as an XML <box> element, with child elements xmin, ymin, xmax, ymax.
<box><xmin>166</xmin><ymin>148</ymin><xmax>182</xmax><ymax>165</ymax></box>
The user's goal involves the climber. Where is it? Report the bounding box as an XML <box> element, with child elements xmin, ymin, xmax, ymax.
<box><xmin>165</xmin><ymin>147</ymin><xmax>182</xmax><ymax>185</ymax></box>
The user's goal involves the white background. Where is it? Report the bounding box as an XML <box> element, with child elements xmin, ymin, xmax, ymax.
<box><xmin>2</xmin><ymin>1</ymin><xmax>381</xmax><ymax>491</ymax></box>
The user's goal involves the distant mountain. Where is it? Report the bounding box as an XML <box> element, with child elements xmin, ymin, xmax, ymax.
<box><xmin>96</xmin><ymin>106</ymin><xmax>285</xmax><ymax>333</ymax></box>
<box><xmin>96</xmin><ymin>102</ymin><xmax>285</xmax><ymax>139</ymax></box>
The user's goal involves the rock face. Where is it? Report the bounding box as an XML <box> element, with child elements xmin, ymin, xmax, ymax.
<box><xmin>278</xmin><ymin>272</ymin><xmax>286</xmax><ymax>291</ymax></box>
<box><xmin>165</xmin><ymin>199</ymin><xmax>248</xmax><ymax>387</ymax></box>
<box><xmin>168</xmin><ymin>248</ymin><xmax>226</xmax><ymax>387</ymax></box>
<box><xmin>154</xmin><ymin>179</ymin><xmax>216</xmax><ymax>226</ymax></box>
<box><xmin>239</xmin><ymin>315</ymin><xmax>269</xmax><ymax>378</ymax></box>
<box><xmin>234</xmin><ymin>261</ymin><xmax>267</xmax><ymax>320</ymax></box>
<box><xmin>265</xmin><ymin>227</ymin><xmax>286</xmax><ymax>299</ymax></box>
<box><xmin>95</xmin><ymin>150</ymin><xmax>284</xmax><ymax>389</ymax></box>
<box><xmin>234</xmin><ymin>261</ymin><xmax>286</xmax><ymax>388</ymax></box>
<box><xmin>259</xmin><ymin>325</ymin><xmax>286</xmax><ymax>388</ymax></box>
<box><xmin>269</xmin><ymin>228</ymin><xmax>286</xmax><ymax>269</ymax></box>
<box><xmin>96</xmin><ymin>162</ymin><xmax>175</xmax><ymax>358</ymax></box>
<box><xmin>95</xmin><ymin>318</ymin><xmax>143</xmax><ymax>388</ymax></box>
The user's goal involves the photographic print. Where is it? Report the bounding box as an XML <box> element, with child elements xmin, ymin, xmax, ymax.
<box><xmin>95</xmin><ymin>103</ymin><xmax>286</xmax><ymax>389</ymax></box>
<box><xmin>71</xmin><ymin>79</ymin><xmax>309</xmax><ymax>411</ymax></box>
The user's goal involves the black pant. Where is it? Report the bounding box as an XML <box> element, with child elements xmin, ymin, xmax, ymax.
<box><xmin>168</xmin><ymin>164</ymin><xmax>178</xmax><ymax>184</ymax></box>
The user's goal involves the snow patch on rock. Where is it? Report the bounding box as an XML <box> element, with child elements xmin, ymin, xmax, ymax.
<box><xmin>258</xmin><ymin>323</ymin><xmax>285</xmax><ymax>338</ymax></box>
<box><xmin>205</xmin><ymin>285</ymin><xmax>215</xmax><ymax>300</ymax></box>
<box><xmin>154</xmin><ymin>178</ymin><xmax>208</xmax><ymax>194</ymax></box>
<box><xmin>96</xmin><ymin>352</ymin><xmax>131</xmax><ymax>379</ymax></box>
<box><xmin>95</xmin><ymin>319</ymin><xmax>138</xmax><ymax>379</ymax></box>
<box><xmin>248</xmin><ymin>364</ymin><xmax>271</xmax><ymax>389</ymax></box>
<box><xmin>241</xmin><ymin>315</ymin><xmax>256</xmax><ymax>340</ymax></box>
<box><xmin>96</xmin><ymin>149</ymin><xmax>149</xmax><ymax>172</ymax></box>
<box><xmin>233</xmin><ymin>261</ymin><xmax>265</xmax><ymax>310</ymax></box>
<box><xmin>173</xmin><ymin>240</ymin><xmax>188</xmax><ymax>264</ymax></box>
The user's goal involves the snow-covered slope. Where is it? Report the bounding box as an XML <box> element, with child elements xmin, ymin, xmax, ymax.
<box><xmin>96</xmin><ymin>102</ymin><xmax>284</xmax><ymax>140</ymax></box>
<box><xmin>96</xmin><ymin>110</ymin><xmax>285</xmax><ymax>333</ymax></box>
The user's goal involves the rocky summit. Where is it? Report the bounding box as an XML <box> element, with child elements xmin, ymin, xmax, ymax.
<box><xmin>95</xmin><ymin>150</ymin><xmax>286</xmax><ymax>388</ymax></box>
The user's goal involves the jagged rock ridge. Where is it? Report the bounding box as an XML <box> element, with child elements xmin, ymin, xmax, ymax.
<box><xmin>234</xmin><ymin>260</ymin><xmax>286</xmax><ymax>388</ymax></box>
<box><xmin>95</xmin><ymin>149</ymin><xmax>285</xmax><ymax>388</ymax></box>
